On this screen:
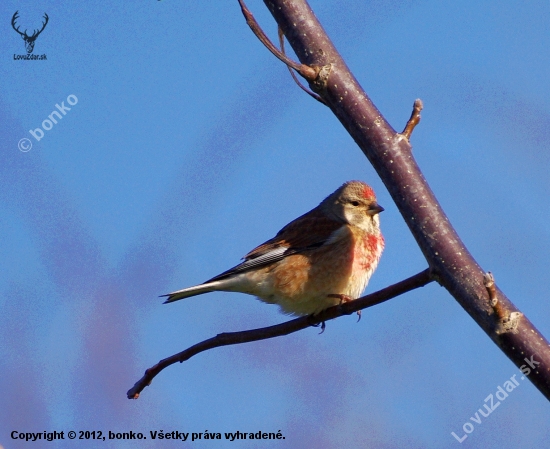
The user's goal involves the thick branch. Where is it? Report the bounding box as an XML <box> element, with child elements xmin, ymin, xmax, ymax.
<box><xmin>261</xmin><ymin>0</ymin><xmax>550</xmax><ymax>399</ymax></box>
<box><xmin>128</xmin><ymin>269</ymin><xmax>432</xmax><ymax>399</ymax></box>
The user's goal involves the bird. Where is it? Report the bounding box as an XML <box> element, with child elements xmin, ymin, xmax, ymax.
<box><xmin>162</xmin><ymin>181</ymin><xmax>384</xmax><ymax>317</ymax></box>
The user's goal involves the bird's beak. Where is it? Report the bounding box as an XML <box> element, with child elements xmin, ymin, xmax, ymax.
<box><xmin>366</xmin><ymin>203</ymin><xmax>384</xmax><ymax>216</ymax></box>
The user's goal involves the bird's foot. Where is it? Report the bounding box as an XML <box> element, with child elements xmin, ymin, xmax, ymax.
<box><xmin>328</xmin><ymin>294</ymin><xmax>361</xmax><ymax>322</ymax></box>
<box><xmin>328</xmin><ymin>293</ymin><xmax>353</xmax><ymax>304</ymax></box>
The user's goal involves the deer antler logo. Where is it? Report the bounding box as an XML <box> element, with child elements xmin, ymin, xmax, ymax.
<box><xmin>11</xmin><ymin>11</ymin><xmax>49</xmax><ymax>54</ymax></box>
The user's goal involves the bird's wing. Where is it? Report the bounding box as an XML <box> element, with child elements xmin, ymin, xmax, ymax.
<box><xmin>204</xmin><ymin>246</ymin><xmax>289</xmax><ymax>283</ymax></box>
<box><xmin>244</xmin><ymin>207</ymin><xmax>343</xmax><ymax>258</ymax></box>
<box><xmin>205</xmin><ymin>208</ymin><xmax>343</xmax><ymax>283</ymax></box>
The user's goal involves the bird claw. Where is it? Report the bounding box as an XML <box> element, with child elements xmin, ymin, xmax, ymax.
<box><xmin>329</xmin><ymin>293</ymin><xmax>361</xmax><ymax>321</ymax></box>
<box><xmin>307</xmin><ymin>315</ymin><xmax>326</xmax><ymax>334</ymax></box>
<box><xmin>328</xmin><ymin>293</ymin><xmax>353</xmax><ymax>305</ymax></box>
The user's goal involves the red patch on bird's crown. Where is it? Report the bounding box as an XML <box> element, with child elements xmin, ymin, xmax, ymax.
<box><xmin>362</xmin><ymin>184</ymin><xmax>375</xmax><ymax>199</ymax></box>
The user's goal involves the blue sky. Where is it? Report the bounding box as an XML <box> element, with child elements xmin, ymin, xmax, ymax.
<box><xmin>1</xmin><ymin>0</ymin><xmax>549</xmax><ymax>448</ymax></box>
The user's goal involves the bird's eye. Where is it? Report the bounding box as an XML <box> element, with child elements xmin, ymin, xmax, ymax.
<box><xmin>351</xmin><ymin>201</ymin><xmax>360</xmax><ymax>206</ymax></box>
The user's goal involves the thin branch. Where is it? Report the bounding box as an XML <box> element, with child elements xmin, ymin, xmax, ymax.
<box><xmin>401</xmin><ymin>99</ymin><xmax>423</xmax><ymax>140</ymax></box>
<box><xmin>128</xmin><ymin>269</ymin><xmax>432</xmax><ymax>399</ymax></box>
<box><xmin>278</xmin><ymin>27</ymin><xmax>326</xmax><ymax>105</ymax></box>
<box><xmin>237</xmin><ymin>0</ymin><xmax>318</xmax><ymax>81</ymax></box>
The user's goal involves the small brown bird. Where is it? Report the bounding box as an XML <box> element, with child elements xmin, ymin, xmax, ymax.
<box><xmin>163</xmin><ymin>181</ymin><xmax>384</xmax><ymax>316</ymax></box>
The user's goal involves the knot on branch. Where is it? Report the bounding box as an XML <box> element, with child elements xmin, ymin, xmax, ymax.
<box><xmin>495</xmin><ymin>311</ymin><xmax>523</xmax><ymax>335</ymax></box>
<box><xmin>310</xmin><ymin>63</ymin><xmax>333</xmax><ymax>92</ymax></box>
<box><xmin>483</xmin><ymin>272</ymin><xmax>522</xmax><ymax>334</ymax></box>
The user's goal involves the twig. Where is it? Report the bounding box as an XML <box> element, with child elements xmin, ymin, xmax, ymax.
<box><xmin>278</xmin><ymin>27</ymin><xmax>326</xmax><ymax>105</ymax></box>
<box><xmin>238</xmin><ymin>0</ymin><xmax>318</xmax><ymax>81</ymax></box>
<box><xmin>401</xmin><ymin>99</ymin><xmax>423</xmax><ymax>140</ymax></box>
<box><xmin>483</xmin><ymin>272</ymin><xmax>498</xmax><ymax>307</ymax></box>
<box><xmin>128</xmin><ymin>269</ymin><xmax>432</xmax><ymax>399</ymax></box>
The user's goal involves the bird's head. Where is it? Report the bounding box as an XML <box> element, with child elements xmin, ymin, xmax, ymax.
<box><xmin>322</xmin><ymin>181</ymin><xmax>384</xmax><ymax>233</ymax></box>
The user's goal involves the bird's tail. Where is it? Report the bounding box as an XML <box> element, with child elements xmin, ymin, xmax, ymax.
<box><xmin>161</xmin><ymin>281</ymin><xmax>222</xmax><ymax>304</ymax></box>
